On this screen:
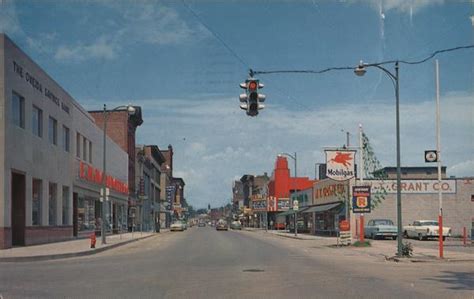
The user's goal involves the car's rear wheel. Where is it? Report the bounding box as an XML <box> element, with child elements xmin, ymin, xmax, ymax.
<box><xmin>418</xmin><ymin>233</ymin><xmax>424</xmax><ymax>241</ymax></box>
<box><xmin>371</xmin><ymin>233</ymin><xmax>377</xmax><ymax>240</ymax></box>
<box><xmin>403</xmin><ymin>231</ymin><xmax>409</xmax><ymax>238</ymax></box>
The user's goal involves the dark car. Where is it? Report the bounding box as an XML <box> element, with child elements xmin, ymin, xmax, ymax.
<box><xmin>198</xmin><ymin>222</ymin><xmax>206</xmax><ymax>227</ymax></box>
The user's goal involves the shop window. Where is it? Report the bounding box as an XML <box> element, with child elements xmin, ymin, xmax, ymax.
<box><xmin>48</xmin><ymin>116</ymin><xmax>57</xmax><ymax>145</ymax></box>
<box><xmin>12</xmin><ymin>91</ymin><xmax>25</xmax><ymax>128</ymax></box>
<box><xmin>83</xmin><ymin>136</ymin><xmax>87</xmax><ymax>161</ymax></box>
<box><xmin>88</xmin><ymin>140</ymin><xmax>92</xmax><ymax>163</ymax></box>
<box><xmin>32</xmin><ymin>105</ymin><xmax>43</xmax><ymax>137</ymax></box>
<box><xmin>76</xmin><ymin>132</ymin><xmax>81</xmax><ymax>158</ymax></box>
<box><xmin>48</xmin><ymin>182</ymin><xmax>57</xmax><ymax>226</ymax></box>
<box><xmin>78</xmin><ymin>197</ymin><xmax>96</xmax><ymax>231</ymax></box>
<box><xmin>32</xmin><ymin>179</ymin><xmax>42</xmax><ymax>225</ymax></box>
<box><xmin>62</xmin><ymin>186</ymin><xmax>69</xmax><ymax>225</ymax></box>
<box><xmin>63</xmin><ymin>126</ymin><xmax>70</xmax><ymax>152</ymax></box>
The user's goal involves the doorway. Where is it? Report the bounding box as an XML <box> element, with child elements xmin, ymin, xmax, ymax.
<box><xmin>73</xmin><ymin>193</ymin><xmax>78</xmax><ymax>237</ymax></box>
<box><xmin>11</xmin><ymin>172</ymin><xmax>26</xmax><ymax>246</ymax></box>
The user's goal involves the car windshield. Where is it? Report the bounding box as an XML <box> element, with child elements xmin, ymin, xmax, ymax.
<box><xmin>1</xmin><ymin>2</ymin><xmax>472</xmax><ymax>298</ymax></box>
<box><xmin>373</xmin><ymin>220</ymin><xmax>394</xmax><ymax>226</ymax></box>
<box><xmin>420</xmin><ymin>221</ymin><xmax>439</xmax><ymax>226</ymax></box>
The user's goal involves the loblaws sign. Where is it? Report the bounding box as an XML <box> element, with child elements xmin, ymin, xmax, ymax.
<box><xmin>325</xmin><ymin>150</ymin><xmax>356</xmax><ymax>181</ymax></box>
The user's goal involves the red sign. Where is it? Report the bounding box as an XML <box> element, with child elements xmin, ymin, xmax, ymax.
<box><xmin>79</xmin><ymin>161</ymin><xmax>128</xmax><ymax>194</ymax></box>
<box><xmin>339</xmin><ymin>220</ymin><xmax>350</xmax><ymax>231</ymax></box>
<box><xmin>267</xmin><ymin>196</ymin><xmax>277</xmax><ymax>212</ymax></box>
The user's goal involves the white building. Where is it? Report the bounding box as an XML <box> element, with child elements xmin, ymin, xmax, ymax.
<box><xmin>0</xmin><ymin>34</ymin><xmax>129</xmax><ymax>249</ymax></box>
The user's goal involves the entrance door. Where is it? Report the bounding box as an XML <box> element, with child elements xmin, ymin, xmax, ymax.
<box><xmin>11</xmin><ymin>172</ymin><xmax>26</xmax><ymax>246</ymax></box>
<box><xmin>73</xmin><ymin>193</ymin><xmax>78</xmax><ymax>237</ymax></box>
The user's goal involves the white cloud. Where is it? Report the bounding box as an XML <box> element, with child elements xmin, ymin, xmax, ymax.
<box><xmin>449</xmin><ymin>160</ymin><xmax>474</xmax><ymax>178</ymax></box>
<box><xmin>49</xmin><ymin>4</ymin><xmax>208</xmax><ymax>63</ymax></box>
<box><xmin>132</xmin><ymin>92</ymin><xmax>473</xmax><ymax>208</ymax></box>
<box><xmin>362</xmin><ymin>0</ymin><xmax>444</xmax><ymax>14</ymax></box>
<box><xmin>54</xmin><ymin>36</ymin><xmax>119</xmax><ymax>62</ymax></box>
<box><xmin>0</xmin><ymin>2</ymin><xmax>21</xmax><ymax>34</ymax></box>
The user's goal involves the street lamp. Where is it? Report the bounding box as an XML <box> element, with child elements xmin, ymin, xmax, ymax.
<box><xmin>101</xmin><ymin>103</ymin><xmax>136</xmax><ymax>245</ymax></box>
<box><xmin>279</xmin><ymin>152</ymin><xmax>297</xmax><ymax>236</ymax></box>
<box><xmin>354</xmin><ymin>61</ymin><xmax>403</xmax><ymax>256</ymax></box>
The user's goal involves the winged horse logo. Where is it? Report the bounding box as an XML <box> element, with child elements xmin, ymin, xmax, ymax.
<box><xmin>330</xmin><ymin>152</ymin><xmax>353</xmax><ymax>168</ymax></box>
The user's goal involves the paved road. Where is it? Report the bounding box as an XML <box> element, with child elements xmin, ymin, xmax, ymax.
<box><xmin>0</xmin><ymin>227</ymin><xmax>472</xmax><ymax>299</ymax></box>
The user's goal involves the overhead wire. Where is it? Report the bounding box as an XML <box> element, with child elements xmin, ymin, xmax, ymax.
<box><xmin>252</xmin><ymin>45</ymin><xmax>474</xmax><ymax>75</ymax></box>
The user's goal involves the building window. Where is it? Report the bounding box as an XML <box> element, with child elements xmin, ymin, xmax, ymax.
<box><xmin>76</xmin><ymin>132</ymin><xmax>81</xmax><ymax>158</ymax></box>
<box><xmin>83</xmin><ymin>136</ymin><xmax>87</xmax><ymax>161</ymax></box>
<box><xmin>49</xmin><ymin>183</ymin><xmax>57</xmax><ymax>226</ymax></box>
<box><xmin>32</xmin><ymin>106</ymin><xmax>43</xmax><ymax>137</ymax></box>
<box><xmin>88</xmin><ymin>141</ymin><xmax>92</xmax><ymax>163</ymax></box>
<box><xmin>63</xmin><ymin>126</ymin><xmax>70</xmax><ymax>152</ymax></box>
<box><xmin>12</xmin><ymin>91</ymin><xmax>25</xmax><ymax>128</ymax></box>
<box><xmin>48</xmin><ymin>117</ymin><xmax>57</xmax><ymax>145</ymax></box>
<box><xmin>32</xmin><ymin>179</ymin><xmax>42</xmax><ymax>225</ymax></box>
<box><xmin>62</xmin><ymin>186</ymin><xmax>69</xmax><ymax>225</ymax></box>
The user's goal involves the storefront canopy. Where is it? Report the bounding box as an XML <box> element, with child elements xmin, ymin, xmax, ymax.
<box><xmin>302</xmin><ymin>202</ymin><xmax>342</xmax><ymax>213</ymax></box>
<box><xmin>277</xmin><ymin>207</ymin><xmax>309</xmax><ymax>217</ymax></box>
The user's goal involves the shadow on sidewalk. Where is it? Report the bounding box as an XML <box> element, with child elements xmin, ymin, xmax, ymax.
<box><xmin>422</xmin><ymin>271</ymin><xmax>474</xmax><ymax>291</ymax></box>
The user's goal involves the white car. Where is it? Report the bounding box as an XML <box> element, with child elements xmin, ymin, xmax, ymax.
<box><xmin>403</xmin><ymin>220</ymin><xmax>451</xmax><ymax>241</ymax></box>
<box><xmin>170</xmin><ymin>221</ymin><xmax>185</xmax><ymax>232</ymax></box>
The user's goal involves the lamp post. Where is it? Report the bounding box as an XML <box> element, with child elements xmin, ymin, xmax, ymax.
<box><xmin>101</xmin><ymin>103</ymin><xmax>136</xmax><ymax>245</ymax></box>
<box><xmin>354</xmin><ymin>61</ymin><xmax>402</xmax><ymax>256</ymax></box>
<box><xmin>279</xmin><ymin>152</ymin><xmax>297</xmax><ymax>236</ymax></box>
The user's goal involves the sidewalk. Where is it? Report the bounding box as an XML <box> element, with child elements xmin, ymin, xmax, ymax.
<box><xmin>244</xmin><ymin>228</ymin><xmax>474</xmax><ymax>263</ymax></box>
<box><xmin>0</xmin><ymin>230</ymin><xmax>169</xmax><ymax>262</ymax></box>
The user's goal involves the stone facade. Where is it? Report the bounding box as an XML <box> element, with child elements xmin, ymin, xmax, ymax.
<box><xmin>0</xmin><ymin>34</ymin><xmax>128</xmax><ymax>249</ymax></box>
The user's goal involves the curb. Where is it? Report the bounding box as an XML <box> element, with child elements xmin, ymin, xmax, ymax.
<box><xmin>0</xmin><ymin>234</ymin><xmax>156</xmax><ymax>263</ymax></box>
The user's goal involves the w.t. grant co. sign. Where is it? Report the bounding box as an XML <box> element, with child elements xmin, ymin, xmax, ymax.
<box><xmin>367</xmin><ymin>180</ymin><xmax>456</xmax><ymax>194</ymax></box>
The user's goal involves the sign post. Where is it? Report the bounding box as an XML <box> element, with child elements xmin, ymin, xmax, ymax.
<box><xmin>293</xmin><ymin>200</ymin><xmax>299</xmax><ymax>236</ymax></box>
<box><xmin>352</xmin><ymin>186</ymin><xmax>371</xmax><ymax>242</ymax></box>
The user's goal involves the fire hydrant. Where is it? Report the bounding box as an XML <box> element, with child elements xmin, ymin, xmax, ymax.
<box><xmin>90</xmin><ymin>233</ymin><xmax>96</xmax><ymax>248</ymax></box>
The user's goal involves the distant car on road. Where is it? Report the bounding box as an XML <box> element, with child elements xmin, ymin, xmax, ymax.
<box><xmin>181</xmin><ymin>220</ymin><xmax>188</xmax><ymax>230</ymax></box>
<box><xmin>403</xmin><ymin>220</ymin><xmax>451</xmax><ymax>241</ymax></box>
<box><xmin>198</xmin><ymin>222</ymin><xmax>206</xmax><ymax>227</ymax></box>
<box><xmin>364</xmin><ymin>219</ymin><xmax>398</xmax><ymax>240</ymax></box>
<box><xmin>170</xmin><ymin>221</ymin><xmax>185</xmax><ymax>232</ymax></box>
<box><xmin>230</xmin><ymin>221</ymin><xmax>242</xmax><ymax>230</ymax></box>
<box><xmin>216</xmin><ymin>220</ymin><xmax>228</xmax><ymax>231</ymax></box>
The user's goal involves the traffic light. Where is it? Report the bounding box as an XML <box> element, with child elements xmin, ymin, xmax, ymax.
<box><xmin>239</xmin><ymin>79</ymin><xmax>265</xmax><ymax>116</ymax></box>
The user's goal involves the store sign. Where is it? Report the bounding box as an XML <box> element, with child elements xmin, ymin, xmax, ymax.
<box><xmin>252</xmin><ymin>200</ymin><xmax>267</xmax><ymax>211</ymax></box>
<box><xmin>78</xmin><ymin>161</ymin><xmax>128</xmax><ymax>194</ymax></box>
<box><xmin>314</xmin><ymin>183</ymin><xmax>346</xmax><ymax>200</ymax></box>
<box><xmin>367</xmin><ymin>180</ymin><xmax>456</xmax><ymax>194</ymax></box>
<box><xmin>12</xmin><ymin>61</ymin><xmax>70</xmax><ymax>115</ymax></box>
<box><xmin>278</xmin><ymin>198</ymin><xmax>290</xmax><ymax>211</ymax></box>
<box><xmin>352</xmin><ymin>186</ymin><xmax>371</xmax><ymax>213</ymax></box>
<box><xmin>268</xmin><ymin>196</ymin><xmax>277</xmax><ymax>212</ymax></box>
<box><xmin>166</xmin><ymin>186</ymin><xmax>175</xmax><ymax>210</ymax></box>
<box><xmin>424</xmin><ymin>150</ymin><xmax>438</xmax><ymax>163</ymax></box>
<box><xmin>325</xmin><ymin>150</ymin><xmax>356</xmax><ymax>181</ymax></box>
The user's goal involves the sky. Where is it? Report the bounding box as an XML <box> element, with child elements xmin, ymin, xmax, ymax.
<box><xmin>1</xmin><ymin>0</ymin><xmax>473</xmax><ymax>209</ymax></box>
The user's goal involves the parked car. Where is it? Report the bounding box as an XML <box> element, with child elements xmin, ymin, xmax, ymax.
<box><xmin>403</xmin><ymin>220</ymin><xmax>451</xmax><ymax>241</ymax></box>
<box><xmin>216</xmin><ymin>220</ymin><xmax>228</xmax><ymax>231</ymax></box>
<box><xmin>230</xmin><ymin>221</ymin><xmax>242</xmax><ymax>230</ymax></box>
<box><xmin>364</xmin><ymin>219</ymin><xmax>398</xmax><ymax>240</ymax></box>
<box><xmin>170</xmin><ymin>221</ymin><xmax>185</xmax><ymax>232</ymax></box>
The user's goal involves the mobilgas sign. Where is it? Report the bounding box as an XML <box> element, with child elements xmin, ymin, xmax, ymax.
<box><xmin>325</xmin><ymin>150</ymin><xmax>356</xmax><ymax>181</ymax></box>
<box><xmin>352</xmin><ymin>186</ymin><xmax>371</xmax><ymax>213</ymax></box>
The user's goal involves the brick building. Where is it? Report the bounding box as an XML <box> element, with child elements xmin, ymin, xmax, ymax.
<box><xmin>88</xmin><ymin>106</ymin><xmax>143</xmax><ymax>231</ymax></box>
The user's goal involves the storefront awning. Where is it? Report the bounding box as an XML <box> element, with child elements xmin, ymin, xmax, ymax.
<box><xmin>277</xmin><ymin>210</ymin><xmax>295</xmax><ymax>217</ymax></box>
<box><xmin>302</xmin><ymin>202</ymin><xmax>342</xmax><ymax>213</ymax></box>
